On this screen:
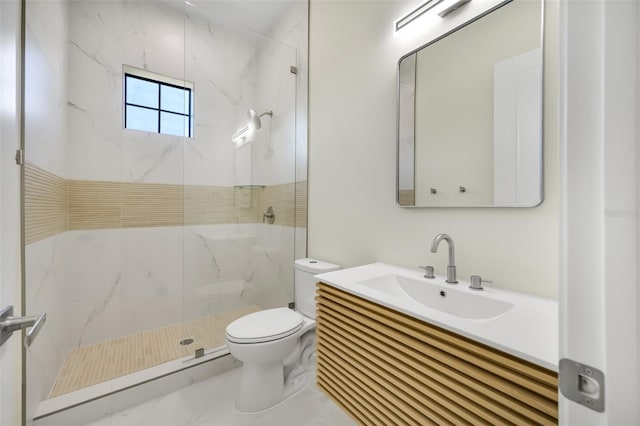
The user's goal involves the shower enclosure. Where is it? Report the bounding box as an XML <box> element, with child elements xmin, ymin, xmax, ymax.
<box><xmin>22</xmin><ymin>0</ymin><xmax>308</xmax><ymax>422</ymax></box>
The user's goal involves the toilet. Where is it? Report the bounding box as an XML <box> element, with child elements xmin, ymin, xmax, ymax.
<box><xmin>225</xmin><ymin>258</ymin><xmax>340</xmax><ymax>413</ymax></box>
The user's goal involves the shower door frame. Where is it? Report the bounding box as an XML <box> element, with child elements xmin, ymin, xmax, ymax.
<box><xmin>0</xmin><ymin>0</ymin><xmax>24</xmax><ymax>424</ymax></box>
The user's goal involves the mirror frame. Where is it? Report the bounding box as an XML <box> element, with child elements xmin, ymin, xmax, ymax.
<box><xmin>396</xmin><ymin>0</ymin><xmax>545</xmax><ymax>208</ymax></box>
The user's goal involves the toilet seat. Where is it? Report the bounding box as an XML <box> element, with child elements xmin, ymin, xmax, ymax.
<box><xmin>225</xmin><ymin>308</ymin><xmax>304</xmax><ymax>344</ymax></box>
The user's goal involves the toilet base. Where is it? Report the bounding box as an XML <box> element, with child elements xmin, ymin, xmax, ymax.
<box><xmin>233</xmin><ymin>330</ymin><xmax>316</xmax><ymax>413</ymax></box>
<box><xmin>235</xmin><ymin>363</ymin><xmax>310</xmax><ymax>413</ymax></box>
<box><xmin>227</xmin><ymin>313</ymin><xmax>317</xmax><ymax>414</ymax></box>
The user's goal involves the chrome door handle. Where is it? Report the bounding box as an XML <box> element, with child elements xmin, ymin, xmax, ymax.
<box><xmin>0</xmin><ymin>305</ymin><xmax>46</xmax><ymax>348</ymax></box>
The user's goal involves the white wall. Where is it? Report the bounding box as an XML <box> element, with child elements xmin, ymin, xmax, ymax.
<box><xmin>309</xmin><ymin>0</ymin><xmax>558</xmax><ymax>299</ymax></box>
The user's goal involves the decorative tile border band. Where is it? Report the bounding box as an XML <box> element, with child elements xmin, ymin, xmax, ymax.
<box><xmin>25</xmin><ymin>163</ymin><xmax>68</xmax><ymax>244</ymax></box>
<box><xmin>25</xmin><ymin>162</ymin><xmax>307</xmax><ymax>244</ymax></box>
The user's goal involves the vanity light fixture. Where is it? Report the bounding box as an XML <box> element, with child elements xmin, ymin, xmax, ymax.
<box><xmin>395</xmin><ymin>0</ymin><xmax>444</xmax><ymax>32</ymax></box>
<box><xmin>437</xmin><ymin>0</ymin><xmax>472</xmax><ymax>18</ymax></box>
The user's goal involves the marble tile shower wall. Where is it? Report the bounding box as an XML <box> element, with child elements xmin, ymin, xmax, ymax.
<box><xmin>27</xmin><ymin>224</ymin><xmax>299</xmax><ymax>398</ymax></box>
<box><xmin>24</xmin><ymin>0</ymin><xmax>307</xmax><ymax>408</ymax></box>
<box><xmin>65</xmin><ymin>0</ymin><xmax>255</xmax><ymax>184</ymax></box>
<box><xmin>24</xmin><ymin>0</ymin><xmax>69</xmax><ymax>177</ymax></box>
<box><xmin>258</xmin><ymin>0</ymin><xmax>309</xmax><ymax>262</ymax></box>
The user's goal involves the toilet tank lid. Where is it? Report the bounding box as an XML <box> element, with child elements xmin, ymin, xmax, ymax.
<box><xmin>295</xmin><ymin>258</ymin><xmax>340</xmax><ymax>274</ymax></box>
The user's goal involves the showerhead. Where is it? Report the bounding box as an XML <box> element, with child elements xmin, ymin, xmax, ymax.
<box><xmin>248</xmin><ymin>109</ymin><xmax>273</xmax><ymax>130</ymax></box>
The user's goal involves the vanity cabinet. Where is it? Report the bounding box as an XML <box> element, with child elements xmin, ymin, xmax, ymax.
<box><xmin>316</xmin><ymin>282</ymin><xmax>558</xmax><ymax>425</ymax></box>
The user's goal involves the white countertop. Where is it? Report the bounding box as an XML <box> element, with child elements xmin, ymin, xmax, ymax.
<box><xmin>315</xmin><ymin>262</ymin><xmax>558</xmax><ymax>371</ymax></box>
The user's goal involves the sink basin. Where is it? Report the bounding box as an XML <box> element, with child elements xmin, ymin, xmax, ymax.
<box><xmin>359</xmin><ymin>274</ymin><xmax>514</xmax><ymax>320</ymax></box>
<box><xmin>314</xmin><ymin>262</ymin><xmax>558</xmax><ymax>370</ymax></box>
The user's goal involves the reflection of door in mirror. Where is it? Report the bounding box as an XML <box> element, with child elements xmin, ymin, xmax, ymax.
<box><xmin>397</xmin><ymin>0</ymin><xmax>543</xmax><ymax>207</ymax></box>
<box><xmin>493</xmin><ymin>48</ymin><xmax>542</xmax><ymax>206</ymax></box>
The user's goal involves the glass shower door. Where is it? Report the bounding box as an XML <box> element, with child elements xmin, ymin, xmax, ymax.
<box><xmin>23</xmin><ymin>0</ymin><xmax>189</xmax><ymax>422</ymax></box>
<box><xmin>22</xmin><ymin>0</ymin><xmax>306</xmax><ymax>422</ymax></box>
<box><xmin>180</xmin><ymin>3</ymin><xmax>301</xmax><ymax>361</ymax></box>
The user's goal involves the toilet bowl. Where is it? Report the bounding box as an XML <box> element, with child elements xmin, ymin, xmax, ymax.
<box><xmin>225</xmin><ymin>258</ymin><xmax>340</xmax><ymax>413</ymax></box>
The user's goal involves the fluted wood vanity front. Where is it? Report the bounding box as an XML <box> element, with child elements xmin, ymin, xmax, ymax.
<box><xmin>316</xmin><ymin>283</ymin><xmax>558</xmax><ymax>425</ymax></box>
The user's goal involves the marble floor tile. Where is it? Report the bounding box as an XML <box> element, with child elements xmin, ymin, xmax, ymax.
<box><xmin>86</xmin><ymin>365</ymin><xmax>355</xmax><ymax>426</ymax></box>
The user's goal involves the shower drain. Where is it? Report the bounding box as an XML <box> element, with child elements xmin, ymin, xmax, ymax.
<box><xmin>180</xmin><ymin>338</ymin><xmax>194</xmax><ymax>346</ymax></box>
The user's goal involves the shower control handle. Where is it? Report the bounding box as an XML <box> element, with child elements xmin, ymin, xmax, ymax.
<box><xmin>263</xmin><ymin>206</ymin><xmax>275</xmax><ymax>224</ymax></box>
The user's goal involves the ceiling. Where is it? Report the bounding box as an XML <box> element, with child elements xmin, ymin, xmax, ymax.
<box><xmin>184</xmin><ymin>0</ymin><xmax>294</xmax><ymax>35</ymax></box>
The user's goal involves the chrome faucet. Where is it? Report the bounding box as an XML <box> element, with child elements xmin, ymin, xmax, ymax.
<box><xmin>430</xmin><ymin>233</ymin><xmax>458</xmax><ymax>284</ymax></box>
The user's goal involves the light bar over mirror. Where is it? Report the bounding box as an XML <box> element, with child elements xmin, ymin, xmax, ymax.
<box><xmin>395</xmin><ymin>0</ymin><xmax>445</xmax><ymax>32</ymax></box>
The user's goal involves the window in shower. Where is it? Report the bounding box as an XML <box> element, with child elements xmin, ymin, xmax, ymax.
<box><xmin>123</xmin><ymin>65</ymin><xmax>194</xmax><ymax>137</ymax></box>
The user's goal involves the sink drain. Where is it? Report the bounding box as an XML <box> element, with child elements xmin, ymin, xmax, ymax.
<box><xmin>180</xmin><ymin>338</ymin><xmax>194</xmax><ymax>346</ymax></box>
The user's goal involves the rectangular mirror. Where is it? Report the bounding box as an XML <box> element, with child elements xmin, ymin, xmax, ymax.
<box><xmin>397</xmin><ymin>0</ymin><xmax>544</xmax><ymax>207</ymax></box>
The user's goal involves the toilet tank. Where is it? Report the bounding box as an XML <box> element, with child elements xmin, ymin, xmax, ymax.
<box><xmin>294</xmin><ymin>258</ymin><xmax>340</xmax><ymax>319</ymax></box>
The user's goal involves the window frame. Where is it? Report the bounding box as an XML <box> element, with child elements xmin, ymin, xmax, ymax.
<box><xmin>123</xmin><ymin>65</ymin><xmax>194</xmax><ymax>138</ymax></box>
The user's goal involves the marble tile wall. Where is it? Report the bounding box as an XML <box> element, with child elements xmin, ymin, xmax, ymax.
<box><xmin>182</xmin><ymin>224</ymin><xmax>300</xmax><ymax>321</ymax></box>
<box><xmin>26</xmin><ymin>229</ymin><xmax>124</xmax><ymax>411</ymax></box>
<box><xmin>26</xmin><ymin>224</ymin><xmax>298</xmax><ymax>399</ymax></box>
<box><xmin>265</xmin><ymin>1</ymin><xmax>310</xmax><ymax>185</ymax></box>
<box><xmin>24</xmin><ymin>0</ymin><xmax>69</xmax><ymax>178</ymax></box>
<box><xmin>250</xmin><ymin>38</ymin><xmax>297</xmax><ymax>187</ymax></box>
<box><xmin>261</xmin><ymin>1</ymin><xmax>309</xmax><ymax>259</ymax></box>
<box><xmin>65</xmin><ymin>0</ymin><xmax>254</xmax><ymax>185</ymax></box>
